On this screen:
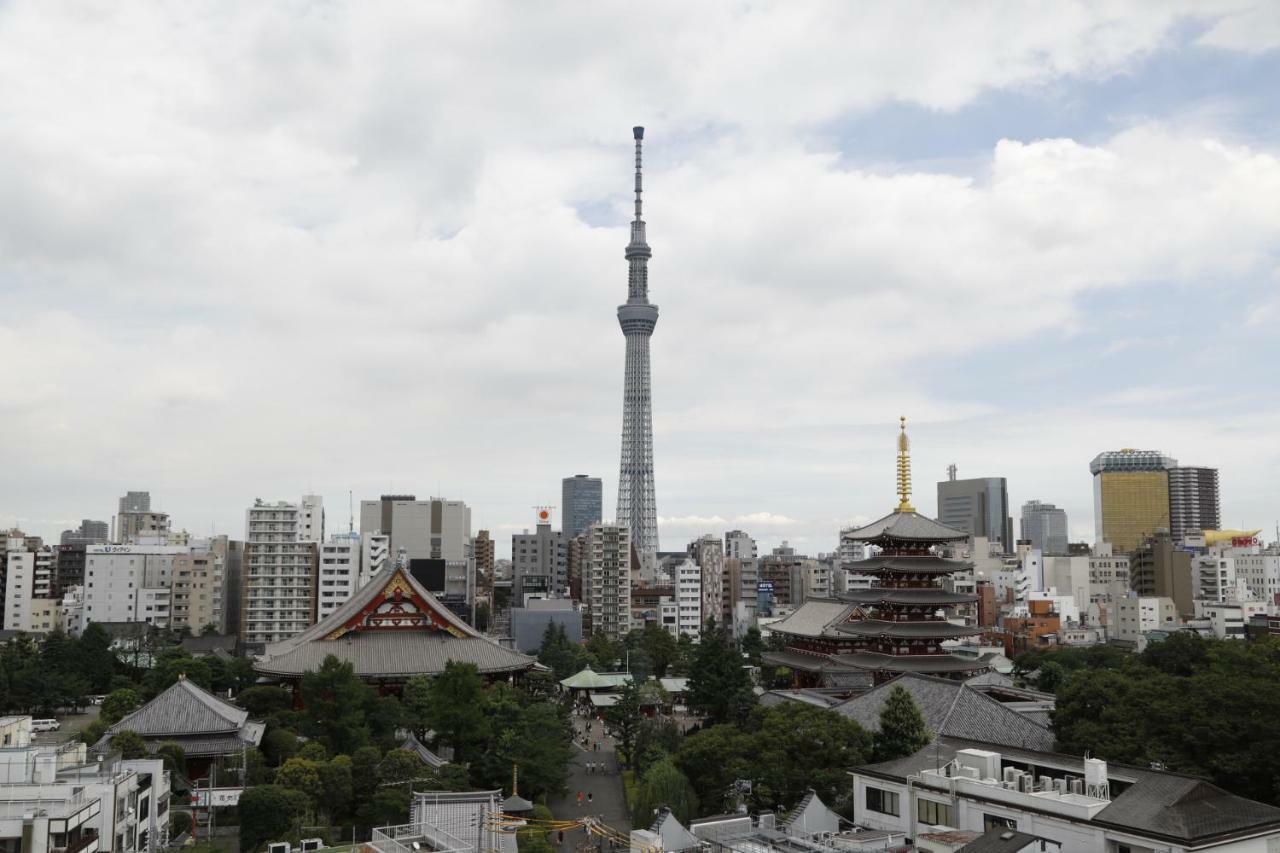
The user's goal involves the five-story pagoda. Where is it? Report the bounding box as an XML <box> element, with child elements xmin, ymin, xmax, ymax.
<box><xmin>834</xmin><ymin>418</ymin><xmax>988</xmax><ymax>683</ymax></box>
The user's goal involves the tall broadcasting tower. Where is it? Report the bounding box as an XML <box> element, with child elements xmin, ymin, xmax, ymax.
<box><xmin>616</xmin><ymin>126</ymin><xmax>660</xmax><ymax>570</ymax></box>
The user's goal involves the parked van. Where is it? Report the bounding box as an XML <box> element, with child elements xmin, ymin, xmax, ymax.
<box><xmin>31</xmin><ymin>719</ymin><xmax>60</xmax><ymax>733</ymax></box>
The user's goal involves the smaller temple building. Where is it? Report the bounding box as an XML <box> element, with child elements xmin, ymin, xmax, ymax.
<box><xmin>766</xmin><ymin>418</ymin><xmax>989</xmax><ymax>687</ymax></box>
<box><xmin>96</xmin><ymin>676</ymin><xmax>264</xmax><ymax>778</ymax></box>
<box><xmin>255</xmin><ymin>565</ymin><xmax>536</xmax><ymax>690</ymax></box>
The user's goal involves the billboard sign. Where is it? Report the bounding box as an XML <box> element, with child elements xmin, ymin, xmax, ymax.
<box><xmin>191</xmin><ymin>788</ymin><xmax>243</xmax><ymax>808</ymax></box>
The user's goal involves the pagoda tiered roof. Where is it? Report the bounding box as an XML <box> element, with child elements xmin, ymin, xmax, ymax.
<box><xmin>843</xmin><ymin>509</ymin><xmax>969</xmax><ymax>546</ymax></box>
<box><xmin>841</xmin><ymin>588</ymin><xmax>977</xmax><ymax>607</ymax></box>
<box><xmin>255</xmin><ymin>566</ymin><xmax>535</xmax><ymax>681</ymax></box>
<box><xmin>829</xmin><ymin>650</ymin><xmax>990</xmax><ymax>675</ymax></box>
<box><xmin>833</xmin><ymin>619</ymin><xmax>983</xmax><ymax>639</ymax></box>
<box><xmin>847</xmin><ymin>554</ymin><xmax>973</xmax><ymax>575</ymax></box>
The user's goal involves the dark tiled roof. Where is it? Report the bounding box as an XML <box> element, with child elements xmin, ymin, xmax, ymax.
<box><xmin>255</xmin><ymin>632</ymin><xmax>534</xmax><ymax>677</ymax></box>
<box><xmin>760</xmin><ymin>650</ymin><xmax>840</xmax><ymax>673</ymax></box>
<box><xmin>832</xmin><ymin>673</ymin><xmax>1055</xmax><ymax>752</ymax></box>
<box><xmin>400</xmin><ymin>733</ymin><xmax>448</xmax><ymax>769</ymax></box>
<box><xmin>1095</xmin><ymin>774</ymin><xmax>1280</xmax><ymax>843</ymax></box>
<box><xmin>841</xmin><ymin>588</ymin><xmax>977</xmax><ymax>606</ymax></box>
<box><xmin>848</xmin><ymin>555</ymin><xmax>973</xmax><ymax>574</ymax></box>
<box><xmin>181</xmin><ymin>635</ymin><xmax>238</xmax><ymax>656</ymax></box>
<box><xmin>766</xmin><ymin>599</ymin><xmax>857</xmax><ymax>638</ymax></box>
<box><xmin>843</xmin><ymin>511</ymin><xmax>969</xmax><ymax>544</ymax></box>
<box><xmin>109</xmin><ymin>678</ymin><xmax>247</xmax><ymax>737</ymax></box>
<box><xmin>834</xmin><ymin>619</ymin><xmax>983</xmax><ymax>639</ymax></box>
<box><xmin>830</xmin><ymin>651</ymin><xmax>990</xmax><ymax>675</ymax></box>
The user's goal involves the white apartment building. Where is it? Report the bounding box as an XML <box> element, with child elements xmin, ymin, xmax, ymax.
<box><xmin>364</xmin><ymin>533</ymin><xmax>390</xmax><ymax>581</ymax></box>
<box><xmin>1226</xmin><ymin>546</ymin><xmax>1280</xmax><ymax>602</ymax></box>
<box><xmin>318</xmin><ymin>532</ymin><xmax>365</xmax><ymax>621</ymax></box>
<box><xmin>299</xmin><ymin>494</ymin><xmax>325</xmax><ymax>544</ymax></box>
<box><xmin>82</xmin><ymin>544</ymin><xmax>189</xmax><ymax>628</ymax></box>
<box><xmin>672</xmin><ymin>558</ymin><xmax>702</xmax><ymax>638</ymax></box>
<box><xmin>242</xmin><ymin>499</ymin><xmax>319</xmax><ymax>647</ymax></box>
<box><xmin>586</xmin><ymin>523</ymin><xmax>630</xmax><ymax>641</ymax></box>
<box><xmin>1111</xmin><ymin>593</ymin><xmax>1177</xmax><ymax>645</ymax></box>
<box><xmin>1088</xmin><ymin>546</ymin><xmax>1130</xmax><ymax>594</ymax></box>
<box><xmin>801</xmin><ymin>560</ymin><xmax>832</xmax><ymax>601</ymax></box>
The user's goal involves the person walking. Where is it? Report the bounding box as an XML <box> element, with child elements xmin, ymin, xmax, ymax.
<box><xmin>587</xmin><ymin>792</ymin><xmax>594</xmax><ymax>804</ymax></box>
<box><xmin>576</xmin><ymin>791</ymin><xmax>583</xmax><ymax>807</ymax></box>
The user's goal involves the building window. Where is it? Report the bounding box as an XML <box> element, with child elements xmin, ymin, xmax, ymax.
<box><xmin>916</xmin><ymin>798</ymin><xmax>955</xmax><ymax>827</ymax></box>
<box><xmin>864</xmin><ymin>787</ymin><xmax>899</xmax><ymax>816</ymax></box>
<box><xmin>984</xmin><ymin>813</ymin><xmax>1016</xmax><ymax>830</ymax></box>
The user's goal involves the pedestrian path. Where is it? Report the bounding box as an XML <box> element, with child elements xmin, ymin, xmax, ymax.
<box><xmin>546</xmin><ymin>715</ymin><xmax>631</xmax><ymax>852</ymax></box>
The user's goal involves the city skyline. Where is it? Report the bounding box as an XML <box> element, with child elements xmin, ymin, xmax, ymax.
<box><xmin>2</xmin><ymin>5</ymin><xmax>1279</xmax><ymax>556</ymax></box>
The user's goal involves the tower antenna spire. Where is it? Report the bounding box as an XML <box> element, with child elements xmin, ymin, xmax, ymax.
<box><xmin>633</xmin><ymin>126</ymin><xmax>645</xmax><ymax>222</ymax></box>
<box><xmin>896</xmin><ymin>416</ymin><xmax>916</xmax><ymax>513</ymax></box>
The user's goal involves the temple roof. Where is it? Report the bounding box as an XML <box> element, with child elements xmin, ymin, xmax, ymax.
<box><xmin>834</xmin><ymin>619</ymin><xmax>983</xmax><ymax>639</ymax></box>
<box><xmin>847</xmin><ymin>554</ymin><xmax>972</xmax><ymax>574</ymax></box>
<box><xmin>843</xmin><ymin>510</ymin><xmax>969</xmax><ymax>545</ymax></box>
<box><xmin>829</xmin><ymin>650</ymin><xmax>991</xmax><ymax>674</ymax></box>
<box><xmin>841</xmin><ymin>588</ymin><xmax>978</xmax><ymax>606</ymax></box>
<box><xmin>255</xmin><ymin>567</ymin><xmax>535</xmax><ymax>679</ymax></box>
<box><xmin>763</xmin><ymin>598</ymin><xmax>858</xmax><ymax>638</ymax></box>
<box><xmin>98</xmin><ymin>677</ymin><xmax>264</xmax><ymax>756</ymax></box>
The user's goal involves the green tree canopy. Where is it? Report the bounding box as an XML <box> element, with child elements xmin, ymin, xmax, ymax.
<box><xmin>100</xmin><ymin>688</ymin><xmax>142</xmax><ymax>726</ymax></box>
<box><xmin>631</xmin><ymin>756</ymin><xmax>699</xmax><ymax>828</ymax></box>
<box><xmin>416</xmin><ymin>661</ymin><xmax>488</xmax><ymax>763</ymax></box>
<box><xmin>873</xmin><ymin>685</ymin><xmax>931</xmax><ymax>762</ymax></box>
<box><xmin>112</xmin><ymin>730</ymin><xmax>149</xmax><ymax>760</ymax></box>
<box><xmin>603</xmin><ymin>680</ymin><xmax>644</xmax><ymax>764</ymax></box>
<box><xmin>685</xmin><ymin>621</ymin><xmax>753</xmax><ymax>725</ymax></box>
<box><xmin>239</xmin><ymin>785</ymin><xmax>310</xmax><ymax>853</ymax></box>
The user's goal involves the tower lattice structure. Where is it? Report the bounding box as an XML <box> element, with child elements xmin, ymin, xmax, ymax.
<box><xmin>616</xmin><ymin>126</ymin><xmax>660</xmax><ymax>569</ymax></box>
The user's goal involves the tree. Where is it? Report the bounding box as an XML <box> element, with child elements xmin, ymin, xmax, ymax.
<box><xmin>142</xmin><ymin>648</ymin><xmax>212</xmax><ymax>697</ymax></box>
<box><xmin>297</xmin><ymin>741</ymin><xmax>329</xmax><ymax>762</ymax></box>
<box><xmin>603</xmin><ymin>681</ymin><xmax>644</xmax><ymax>764</ymax></box>
<box><xmin>420</xmin><ymin>661</ymin><xmax>488</xmax><ymax>762</ymax></box>
<box><xmin>357</xmin><ymin>788</ymin><xmax>410</xmax><ymax>832</ymax></box>
<box><xmin>239</xmin><ymin>785</ymin><xmax>310</xmax><ymax>853</ymax></box>
<box><xmin>1141</xmin><ymin>631</ymin><xmax>1209</xmax><ymax>677</ymax></box>
<box><xmin>156</xmin><ymin>741</ymin><xmax>186</xmax><ymax>776</ymax></box>
<box><xmin>236</xmin><ymin>685</ymin><xmax>293</xmax><ymax>719</ymax></box>
<box><xmin>317</xmin><ymin>755</ymin><xmax>355</xmax><ymax>821</ymax></box>
<box><xmin>685</xmin><ymin>622</ymin><xmax>753</xmax><ymax>725</ymax></box>
<box><xmin>633</xmin><ymin>717</ymin><xmax>681</xmax><ymax>775</ymax></box>
<box><xmin>631</xmin><ymin>757</ymin><xmax>698</xmax><ymax>827</ymax></box>
<box><xmin>100</xmin><ymin>688</ymin><xmax>142</xmax><ymax>726</ymax></box>
<box><xmin>378</xmin><ymin>749</ymin><xmax>426</xmax><ymax>786</ymax></box>
<box><xmin>276</xmin><ymin>757</ymin><xmax>324</xmax><ymax>808</ymax></box>
<box><xmin>77</xmin><ymin>623</ymin><xmax>119</xmax><ymax>693</ymax></box>
<box><xmin>474</xmin><ymin>601</ymin><xmax>491</xmax><ymax>633</ymax></box>
<box><xmin>1034</xmin><ymin>660</ymin><xmax>1067</xmax><ymax>694</ymax></box>
<box><xmin>516</xmin><ymin>804</ymin><xmax>556</xmax><ymax>853</ymax></box>
<box><xmin>535</xmin><ymin>623</ymin><xmax>578</xmax><ymax>681</ymax></box>
<box><xmin>113</xmin><ymin>730</ymin><xmax>149</xmax><ymax>760</ymax></box>
<box><xmin>739</xmin><ymin>627</ymin><xmax>765</xmax><ymax>667</ymax></box>
<box><xmin>874</xmin><ymin>685</ymin><xmax>931</xmax><ymax>762</ymax></box>
<box><xmin>299</xmin><ymin>656</ymin><xmax>381</xmax><ymax>755</ymax></box>
<box><xmin>261</xmin><ymin>728</ymin><xmax>301</xmax><ymax>766</ymax></box>
<box><xmin>81</xmin><ymin>719</ymin><xmax>108</xmax><ymax>747</ymax></box>
<box><xmin>640</xmin><ymin>624</ymin><xmax>679</xmax><ymax>678</ymax></box>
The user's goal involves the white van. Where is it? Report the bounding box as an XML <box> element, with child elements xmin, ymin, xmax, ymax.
<box><xmin>31</xmin><ymin>719</ymin><xmax>60</xmax><ymax>733</ymax></box>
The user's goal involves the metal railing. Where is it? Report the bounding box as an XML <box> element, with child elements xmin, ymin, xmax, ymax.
<box><xmin>370</xmin><ymin>822</ymin><xmax>471</xmax><ymax>853</ymax></box>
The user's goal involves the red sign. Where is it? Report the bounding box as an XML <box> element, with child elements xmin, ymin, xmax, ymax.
<box><xmin>1233</xmin><ymin>536</ymin><xmax>1259</xmax><ymax>548</ymax></box>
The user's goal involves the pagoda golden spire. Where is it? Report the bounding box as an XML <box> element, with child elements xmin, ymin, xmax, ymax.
<box><xmin>896</xmin><ymin>416</ymin><xmax>915</xmax><ymax>513</ymax></box>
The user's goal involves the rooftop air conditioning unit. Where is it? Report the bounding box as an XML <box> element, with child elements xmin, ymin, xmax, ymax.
<box><xmin>1054</xmin><ymin>779</ymin><xmax>1068</xmax><ymax>794</ymax></box>
<box><xmin>958</xmin><ymin>766</ymin><xmax>980</xmax><ymax>780</ymax></box>
<box><xmin>300</xmin><ymin>839</ymin><xmax>324</xmax><ymax>852</ymax></box>
<box><xmin>1002</xmin><ymin>767</ymin><xmax>1021</xmax><ymax>786</ymax></box>
<box><xmin>267</xmin><ymin>843</ymin><xmax>291</xmax><ymax>853</ymax></box>
<box><xmin>1018</xmin><ymin>775</ymin><xmax>1034</xmax><ymax>793</ymax></box>
<box><xmin>1070</xmin><ymin>779</ymin><xmax>1084</xmax><ymax>795</ymax></box>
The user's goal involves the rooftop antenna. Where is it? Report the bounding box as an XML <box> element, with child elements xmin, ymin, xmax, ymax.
<box><xmin>349</xmin><ymin>490</ymin><xmax>354</xmax><ymax>534</ymax></box>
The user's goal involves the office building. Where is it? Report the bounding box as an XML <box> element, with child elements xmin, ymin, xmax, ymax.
<box><xmin>300</xmin><ymin>493</ymin><xmax>325</xmax><ymax>543</ymax></box>
<box><xmin>169</xmin><ymin>545</ymin><xmax>225</xmax><ymax>633</ymax></box>
<box><xmin>317</xmin><ymin>532</ymin><xmax>365</xmax><ymax>621</ymax></box>
<box><xmin>473</xmin><ymin>529</ymin><xmax>495</xmax><ymax>590</ymax></box>
<box><xmin>725</xmin><ymin>555</ymin><xmax>758</xmax><ymax>637</ymax></box>
<box><xmin>59</xmin><ymin>519</ymin><xmax>108</xmax><ymax>546</ymax></box>
<box><xmin>1129</xmin><ymin>532</ymin><xmax>1194</xmax><ymax>617</ymax></box>
<box><xmin>671</xmin><ymin>557</ymin><xmax>702</xmax><ymax>638</ymax></box>
<box><xmin>512</xmin><ymin>515</ymin><xmax>567</xmax><ymax>603</ymax></box>
<box><xmin>360</xmin><ymin>495</ymin><xmax>472</xmax><ymax>563</ymax></box>
<box><xmin>115</xmin><ymin>509</ymin><xmax>172</xmax><ymax>545</ymax></box>
<box><xmin>118</xmin><ymin>491</ymin><xmax>151</xmax><ymax>513</ymax></box>
<box><xmin>82</xmin><ymin>543</ymin><xmax>189</xmax><ymax>628</ymax></box>
<box><xmin>241</xmin><ymin>499</ymin><xmax>319</xmax><ymax>647</ymax></box>
<box><xmin>55</xmin><ymin>544</ymin><xmax>87</xmax><ymax>597</ymax></box>
<box><xmin>1168</xmin><ymin>466</ymin><xmax>1221</xmax><ymax>541</ymax></box>
<box><xmin>937</xmin><ymin>467</ymin><xmax>1013</xmax><ymax>552</ymax></box>
<box><xmin>585</xmin><ymin>522</ymin><xmax>631</xmax><ymax>641</ymax></box>
<box><xmin>562</xmin><ymin>475</ymin><xmax>603</xmax><ymax>540</ymax></box>
<box><xmin>1020</xmin><ymin>500</ymin><xmax>1068</xmax><ymax>556</ymax></box>
<box><xmin>615</xmin><ymin>127</ymin><xmax>661</xmax><ymax>576</ymax></box>
<box><xmin>1089</xmin><ymin>448</ymin><xmax>1176</xmax><ymax>553</ymax></box>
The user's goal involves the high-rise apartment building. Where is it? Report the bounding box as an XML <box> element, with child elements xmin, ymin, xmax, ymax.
<box><xmin>119</xmin><ymin>491</ymin><xmax>151</xmax><ymax>513</ymax></box>
<box><xmin>1090</xmin><ymin>449</ymin><xmax>1176</xmax><ymax>553</ymax></box>
<box><xmin>615</xmin><ymin>127</ymin><xmax>661</xmax><ymax>576</ymax></box>
<box><xmin>585</xmin><ymin>522</ymin><xmax>630</xmax><ymax>641</ymax></box>
<box><xmin>359</xmin><ymin>495</ymin><xmax>472</xmax><ymax>562</ymax></box>
<box><xmin>512</xmin><ymin>518</ymin><xmax>567</xmax><ymax>603</ymax></box>
<box><xmin>170</xmin><ymin>546</ymin><xmax>225</xmax><ymax>633</ymax></box>
<box><xmin>937</xmin><ymin>468</ymin><xmax>1013</xmax><ymax>552</ymax></box>
<box><xmin>690</xmin><ymin>535</ymin><xmax>724</xmax><ymax>631</ymax></box>
<box><xmin>724</xmin><ymin>530</ymin><xmax>758</xmax><ymax>560</ymax></box>
<box><xmin>300</xmin><ymin>494</ymin><xmax>325</xmax><ymax>544</ymax></box>
<box><xmin>1021</xmin><ymin>500</ymin><xmax>1069</xmax><ymax>556</ymax></box>
<box><xmin>1129</xmin><ymin>532</ymin><xmax>1194</xmax><ymax>617</ymax></box>
<box><xmin>562</xmin><ymin>475</ymin><xmax>603</xmax><ymax>540</ymax></box>
<box><xmin>671</xmin><ymin>557</ymin><xmax>702</xmax><ymax>638</ymax></box>
<box><xmin>1168</xmin><ymin>467</ymin><xmax>1220</xmax><ymax>542</ymax></box>
<box><xmin>473</xmin><ymin>529</ymin><xmax>495</xmax><ymax>592</ymax></box>
<box><xmin>116</xmin><ymin>509</ymin><xmax>172</xmax><ymax>544</ymax></box>
<box><xmin>242</xmin><ymin>499</ymin><xmax>319</xmax><ymax>647</ymax></box>
<box><xmin>317</xmin><ymin>532</ymin><xmax>364</xmax><ymax>621</ymax></box>
<box><xmin>60</xmin><ymin>519</ymin><xmax>109</xmax><ymax>546</ymax></box>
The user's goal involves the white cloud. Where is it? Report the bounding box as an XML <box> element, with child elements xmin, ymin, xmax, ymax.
<box><xmin>0</xmin><ymin>3</ymin><xmax>1278</xmax><ymax>556</ymax></box>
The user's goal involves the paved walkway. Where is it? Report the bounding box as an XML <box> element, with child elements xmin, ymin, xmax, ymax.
<box><xmin>546</xmin><ymin>714</ymin><xmax>631</xmax><ymax>853</ymax></box>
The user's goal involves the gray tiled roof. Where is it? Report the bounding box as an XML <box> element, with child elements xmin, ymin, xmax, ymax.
<box><xmin>830</xmin><ymin>651</ymin><xmax>991</xmax><ymax>675</ymax></box>
<box><xmin>835</xmin><ymin>619</ymin><xmax>983</xmax><ymax>639</ymax></box>
<box><xmin>841</xmin><ymin>588</ymin><xmax>977</xmax><ymax>606</ymax></box>
<box><xmin>843</xmin><ymin>511</ymin><xmax>969</xmax><ymax>544</ymax></box>
<box><xmin>956</xmin><ymin>828</ymin><xmax>1044</xmax><ymax>852</ymax></box>
<box><xmin>848</xmin><ymin>555</ymin><xmax>973</xmax><ymax>574</ymax></box>
<box><xmin>109</xmin><ymin>678</ymin><xmax>248</xmax><ymax>737</ymax></box>
<box><xmin>255</xmin><ymin>631</ymin><xmax>534</xmax><ymax>677</ymax></box>
<box><xmin>832</xmin><ymin>673</ymin><xmax>1055</xmax><ymax>752</ymax></box>
<box><xmin>400</xmin><ymin>733</ymin><xmax>448</xmax><ymax>769</ymax></box>
<box><xmin>766</xmin><ymin>599</ymin><xmax>856</xmax><ymax>638</ymax></box>
<box><xmin>1095</xmin><ymin>774</ymin><xmax>1280</xmax><ymax>843</ymax></box>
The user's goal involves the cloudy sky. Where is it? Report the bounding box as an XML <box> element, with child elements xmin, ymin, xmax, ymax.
<box><xmin>3</xmin><ymin>2</ymin><xmax>1279</xmax><ymax>557</ymax></box>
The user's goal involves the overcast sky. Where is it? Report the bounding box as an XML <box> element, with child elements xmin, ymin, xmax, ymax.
<box><xmin>3</xmin><ymin>2</ymin><xmax>1279</xmax><ymax>558</ymax></box>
